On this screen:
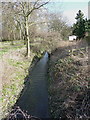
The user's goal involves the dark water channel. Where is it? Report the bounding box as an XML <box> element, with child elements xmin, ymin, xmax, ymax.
<box><xmin>16</xmin><ymin>52</ymin><xmax>49</xmax><ymax>119</ymax></box>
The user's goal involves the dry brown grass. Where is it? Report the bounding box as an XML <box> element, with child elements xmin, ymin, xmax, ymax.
<box><xmin>48</xmin><ymin>40</ymin><xmax>90</xmax><ymax>119</ymax></box>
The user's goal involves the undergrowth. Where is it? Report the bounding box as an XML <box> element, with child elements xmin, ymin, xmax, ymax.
<box><xmin>48</xmin><ymin>43</ymin><xmax>89</xmax><ymax>119</ymax></box>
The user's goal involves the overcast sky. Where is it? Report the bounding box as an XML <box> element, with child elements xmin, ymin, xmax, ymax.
<box><xmin>50</xmin><ymin>0</ymin><xmax>89</xmax><ymax>3</ymax></box>
<box><xmin>1</xmin><ymin>0</ymin><xmax>89</xmax><ymax>26</ymax></box>
<box><xmin>62</xmin><ymin>2</ymin><xmax>88</xmax><ymax>26</ymax></box>
<box><xmin>47</xmin><ymin>0</ymin><xmax>89</xmax><ymax>26</ymax></box>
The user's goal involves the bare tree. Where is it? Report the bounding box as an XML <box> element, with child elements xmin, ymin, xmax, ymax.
<box><xmin>2</xmin><ymin>2</ymin><xmax>16</xmax><ymax>43</ymax></box>
<box><xmin>14</xmin><ymin>1</ymin><xmax>49</xmax><ymax>57</ymax></box>
<box><xmin>48</xmin><ymin>13</ymin><xmax>71</xmax><ymax>40</ymax></box>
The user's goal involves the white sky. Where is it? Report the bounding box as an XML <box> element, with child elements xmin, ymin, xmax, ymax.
<box><xmin>62</xmin><ymin>2</ymin><xmax>88</xmax><ymax>26</ymax></box>
<box><xmin>0</xmin><ymin>0</ymin><xmax>89</xmax><ymax>2</ymax></box>
<box><xmin>1</xmin><ymin>0</ymin><xmax>89</xmax><ymax>26</ymax></box>
<box><xmin>50</xmin><ymin>0</ymin><xmax>89</xmax><ymax>2</ymax></box>
<box><xmin>47</xmin><ymin>1</ymin><xmax>89</xmax><ymax>26</ymax></box>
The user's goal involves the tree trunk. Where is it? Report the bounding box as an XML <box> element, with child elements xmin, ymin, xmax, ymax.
<box><xmin>20</xmin><ymin>29</ymin><xmax>22</xmax><ymax>40</ymax></box>
<box><xmin>11</xmin><ymin>32</ymin><xmax>14</xmax><ymax>45</ymax></box>
<box><xmin>24</xmin><ymin>29</ymin><xmax>27</xmax><ymax>45</ymax></box>
<box><xmin>14</xmin><ymin>32</ymin><xmax>16</xmax><ymax>40</ymax></box>
<box><xmin>11</xmin><ymin>39</ymin><xmax>14</xmax><ymax>45</ymax></box>
<box><xmin>26</xmin><ymin>17</ymin><xmax>30</xmax><ymax>57</ymax></box>
<box><xmin>8</xmin><ymin>34</ymin><xmax>10</xmax><ymax>41</ymax></box>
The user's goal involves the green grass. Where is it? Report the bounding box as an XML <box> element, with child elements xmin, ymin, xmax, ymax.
<box><xmin>0</xmin><ymin>48</ymin><xmax>9</xmax><ymax>57</ymax></box>
<box><xmin>1</xmin><ymin>41</ymin><xmax>32</xmax><ymax>118</ymax></box>
<box><xmin>2</xmin><ymin>79</ymin><xmax>24</xmax><ymax>115</ymax></box>
<box><xmin>0</xmin><ymin>40</ymin><xmax>25</xmax><ymax>58</ymax></box>
<box><xmin>2</xmin><ymin>58</ymin><xmax>30</xmax><ymax>118</ymax></box>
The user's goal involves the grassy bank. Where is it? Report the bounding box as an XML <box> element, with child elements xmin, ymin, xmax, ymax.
<box><xmin>1</xmin><ymin>38</ymin><xmax>52</xmax><ymax>119</ymax></box>
<box><xmin>48</xmin><ymin>40</ymin><xmax>90</xmax><ymax>119</ymax></box>
<box><xmin>0</xmin><ymin>41</ymin><xmax>36</xmax><ymax>119</ymax></box>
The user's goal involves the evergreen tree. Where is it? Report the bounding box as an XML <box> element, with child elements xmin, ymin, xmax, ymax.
<box><xmin>73</xmin><ymin>10</ymin><xmax>85</xmax><ymax>40</ymax></box>
<box><xmin>85</xmin><ymin>18</ymin><xmax>90</xmax><ymax>35</ymax></box>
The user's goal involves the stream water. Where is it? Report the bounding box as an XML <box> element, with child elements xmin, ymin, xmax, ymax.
<box><xmin>16</xmin><ymin>52</ymin><xmax>49</xmax><ymax>119</ymax></box>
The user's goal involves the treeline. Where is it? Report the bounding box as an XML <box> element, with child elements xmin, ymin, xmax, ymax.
<box><xmin>1</xmin><ymin>1</ymin><xmax>71</xmax><ymax>56</ymax></box>
<box><xmin>1</xmin><ymin>2</ymin><xmax>70</xmax><ymax>41</ymax></box>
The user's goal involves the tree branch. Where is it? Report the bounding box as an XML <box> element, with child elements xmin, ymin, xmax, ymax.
<box><xmin>26</xmin><ymin>1</ymin><xmax>49</xmax><ymax>17</ymax></box>
<box><xmin>29</xmin><ymin>21</ymin><xmax>48</xmax><ymax>27</ymax></box>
